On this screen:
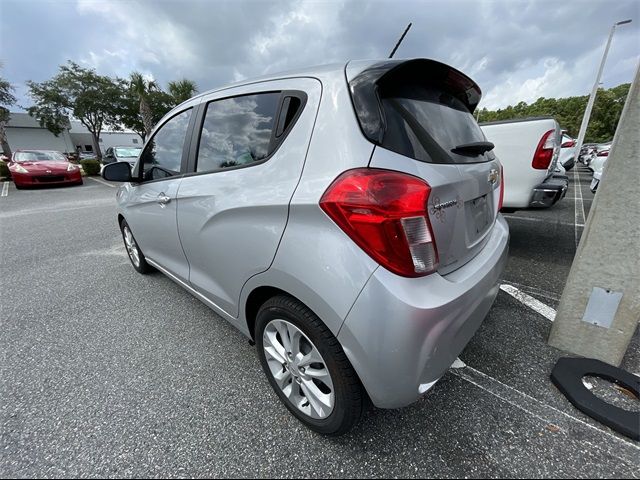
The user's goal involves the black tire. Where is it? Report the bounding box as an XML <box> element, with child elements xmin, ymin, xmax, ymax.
<box><xmin>255</xmin><ymin>295</ymin><xmax>364</xmax><ymax>435</ymax></box>
<box><xmin>120</xmin><ymin>219</ymin><xmax>152</xmax><ymax>274</ymax></box>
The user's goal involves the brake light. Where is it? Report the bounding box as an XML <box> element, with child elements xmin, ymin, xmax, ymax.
<box><xmin>498</xmin><ymin>165</ymin><xmax>504</xmax><ymax>211</ymax></box>
<box><xmin>320</xmin><ymin>168</ymin><xmax>438</xmax><ymax>277</ymax></box>
<box><xmin>597</xmin><ymin>150</ymin><xmax>609</xmax><ymax>157</ymax></box>
<box><xmin>532</xmin><ymin>129</ymin><xmax>556</xmax><ymax>170</ymax></box>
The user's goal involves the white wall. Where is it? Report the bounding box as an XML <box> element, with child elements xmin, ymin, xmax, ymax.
<box><xmin>6</xmin><ymin>128</ymin><xmax>75</xmax><ymax>153</ymax></box>
<box><xmin>100</xmin><ymin>132</ymin><xmax>143</xmax><ymax>150</ymax></box>
<box><xmin>68</xmin><ymin>120</ymin><xmax>143</xmax><ymax>153</ymax></box>
<box><xmin>69</xmin><ymin>131</ymin><xmax>143</xmax><ymax>153</ymax></box>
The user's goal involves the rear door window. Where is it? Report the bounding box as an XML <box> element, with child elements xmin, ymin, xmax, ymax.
<box><xmin>196</xmin><ymin>93</ymin><xmax>281</xmax><ymax>173</ymax></box>
<box><xmin>380</xmin><ymin>84</ymin><xmax>489</xmax><ymax>164</ymax></box>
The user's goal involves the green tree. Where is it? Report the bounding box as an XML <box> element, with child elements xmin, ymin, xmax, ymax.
<box><xmin>167</xmin><ymin>79</ymin><xmax>198</xmax><ymax>105</ymax></box>
<box><xmin>118</xmin><ymin>83</ymin><xmax>173</xmax><ymax>141</ymax></box>
<box><xmin>0</xmin><ymin>68</ymin><xmax>17</xmax><ymax>157</ymax></box>
<box><xmin>121</xmin><ymin>75</ymin><xmax>198</xmax><ymax>141</ymax></box>
<box><xmin>129</xmin><ymin>72</ymin><xmax>160</xmax><ymax>139</ymax></box>
<box><xmin>477</xmin><ymin>83</ymin><xmax>630</xmax><ymax>143</ymax></box>
<box><xmin>26</xmin><ymin>61</ymin><xmax>123</xmax><ymax>160</ymax></box>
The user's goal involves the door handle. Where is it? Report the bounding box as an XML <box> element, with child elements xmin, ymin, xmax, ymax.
<box><xmin>157</xmin><ymin>193</ymin><xmax>171</xmax><ymax>205</ymax></box>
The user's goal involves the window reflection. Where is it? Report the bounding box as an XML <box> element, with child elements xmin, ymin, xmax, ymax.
<box><xmin>197</xmin><ymin>93</ymin><xmax>280</xmax><ymax>173</ymax></box>
<box><xmin>141</xmin><ymin>108</ymin><xmax>192</xmax><ymax>180</ymax></box>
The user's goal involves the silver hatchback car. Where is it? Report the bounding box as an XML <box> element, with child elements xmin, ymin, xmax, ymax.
<box><xmin>103</xmin><ymin>58</ymin><xmax>509</xmax><ymax>435</ymax></box>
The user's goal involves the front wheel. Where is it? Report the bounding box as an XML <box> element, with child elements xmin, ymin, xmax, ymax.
<box><xmin>256</xmin><ymin>295</ymin><xmax>365</xmax><ymax>435</ymax></box>
<box><xmin>120</xmin><ymin>219</ymin><xmax>152</xmax><ymax>274</ymax></box>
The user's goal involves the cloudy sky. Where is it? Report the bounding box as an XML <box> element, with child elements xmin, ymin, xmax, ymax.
<box><xmin>1</xmin><ymin>0</ymin><xmax>638</xmax><ymax>111</ymax></box>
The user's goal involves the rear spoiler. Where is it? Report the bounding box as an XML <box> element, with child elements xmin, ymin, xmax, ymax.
<box><xmin>348</xmin><ymin>58</ymin><xmax>482</xmax><ymax>144</ymax></box>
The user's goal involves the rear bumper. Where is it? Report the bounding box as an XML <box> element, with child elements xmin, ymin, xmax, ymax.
<box><xmin>529</xmin><ymin>175</ymin><xmax>568</xmax><ymax>208</ymax></box>
<box><xmin>337</xmin><ymin>216</ymin><xmax>509</xmax><ymax>409</ymax></box>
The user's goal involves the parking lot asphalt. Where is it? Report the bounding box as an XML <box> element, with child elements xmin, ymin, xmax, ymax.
<box><xmin>1</xmin><ymin>170</ymin><xmax>639</xmax><ymax>478</ymax></box>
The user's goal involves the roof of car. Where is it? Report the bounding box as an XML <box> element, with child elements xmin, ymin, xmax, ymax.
<box><xmin>182</xmin><ymin>60</ymin><xmax>397</xmax><ymax>108</ymax></box>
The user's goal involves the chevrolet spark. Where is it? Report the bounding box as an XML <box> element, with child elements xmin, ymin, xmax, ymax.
<box><xmin>103</xmin><ymin>58</ymin><xmax>509</xmax><ymax>435</ymax></box>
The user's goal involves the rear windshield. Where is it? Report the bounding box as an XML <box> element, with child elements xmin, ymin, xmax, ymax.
<box><xmin>379</xmin><ymin>84</ymin><xmax>488</xmax><ymax>164</ymax></box>
<box><xmin>115</xmin><ymin>147</ymin><xmax>142</xmax><ymax>158</ymax></box>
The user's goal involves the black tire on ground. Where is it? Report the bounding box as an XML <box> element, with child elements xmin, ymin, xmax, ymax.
<box><xmin>255</xmin><ymin>295</ymin><xmax>365</xmax><ymax>436</ymax></box>
<box><xmin>119</xmin><ymin>219</ymin><xmax>152</xmax><ymax>274</ymax></box>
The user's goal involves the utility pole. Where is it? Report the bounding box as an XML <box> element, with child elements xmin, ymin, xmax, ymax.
<box><xmin>389</xmin><ymin>23</ymin><xmax>412</xmax><ymax>59</ymax></box>
<box><xmin>574</xmin><ymin>19</ymin><xmax>632</xmax><ymax>156</ymax></box>
<box><xmin>549</xmin><ymin>62</ymin><xmax>640</xmax><ymax>365</ymax></box>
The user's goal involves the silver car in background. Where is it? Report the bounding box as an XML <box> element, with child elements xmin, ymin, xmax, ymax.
<box><xmin>103</xmin><ymin>58</ymin><xmax>509</xmax><ymax>435</ymax></box>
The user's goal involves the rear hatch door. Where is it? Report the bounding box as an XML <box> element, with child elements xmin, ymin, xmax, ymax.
<box><xmin>348</xmin><ymin>59</ymin><xmax>502</xmax><ymax>275</ymax></box>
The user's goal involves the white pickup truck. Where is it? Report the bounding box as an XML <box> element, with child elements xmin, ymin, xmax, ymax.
<box><xmin>480</xmin><ymin>117</ymin><xmax>568</xmax><ymax>210</ymax></box>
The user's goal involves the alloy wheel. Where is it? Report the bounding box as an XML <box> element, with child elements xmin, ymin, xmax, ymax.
<box><xmin>123</xmin><ymin>226</ymin><xmax>141</xmax><ymax>268</ymax></box>
<box><xmin>263</xmin><ymin>319</ymin><xmax>335</xmax><ymax>419</ymax></box>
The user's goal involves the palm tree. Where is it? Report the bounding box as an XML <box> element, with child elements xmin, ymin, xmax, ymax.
<box><xmin>130</xmin><ymin>72</ymin><xmax>158</xmax><ymax>138</ymax></box>
<box><xmin>168</xmin><ymin>79</ymin><xmax>198</xmax><ymax>105</ymax></box>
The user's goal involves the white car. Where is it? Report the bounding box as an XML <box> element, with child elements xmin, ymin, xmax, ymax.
<box><xmin>558</xmin><ymin>134</ymin><xmax>576</xmax><ymax>171</ymax></box>
<box><xmin>588</xmin><ymin>143</ymin><xmax>611</xmax><ymax>172</ymax></box>
<box><xmin>481</xmin><ymin>117</ymin><xmax>567</xmax><ymax>210</ymax></box>
<box><xmin>589</xmin><ymin>148</ymin><xmax>610</xmax><ymax>192</ymax></box>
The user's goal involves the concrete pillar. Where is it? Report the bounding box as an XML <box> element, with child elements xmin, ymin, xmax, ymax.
<box><xmin>548</xmin><ymin>63</ymin><xmax>640</xmax><ymax>366</ymax></box>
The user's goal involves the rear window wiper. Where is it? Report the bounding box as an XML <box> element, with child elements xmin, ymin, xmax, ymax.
<box><xmin>451</xmin><ymin>141</ymin><xmax>494</xmax><ymax>156</ymax></box>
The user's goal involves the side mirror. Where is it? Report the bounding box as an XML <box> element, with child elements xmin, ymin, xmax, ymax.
<box><xmin>102</xmin><ymin>161</ymin><xmax>132</xmax><ymax>182</ymax></box>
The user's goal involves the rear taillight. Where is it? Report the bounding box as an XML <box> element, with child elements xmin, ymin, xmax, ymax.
<box><xmin>561</xmin><ymin>140</ymin><xmax>576</xmax><ymax>148</ymax></box>
<box><xmin>320</xmin><ymin>168</ymin><xmax>438</xmax><ymax>277</ymax></box>
<box><xmin>498</xmin><ymin>165</ymin><xmax>504</xmax><ymax>211</ymax></box>
<box><xmin>532</xmin><ymin>129</ymin><xmax>556</xmax><ymax>170</ymax></box>
<box><xmin>597</xmin><ymin>150</ymin><xmax>609</xmax><ymax>157</ymax></box>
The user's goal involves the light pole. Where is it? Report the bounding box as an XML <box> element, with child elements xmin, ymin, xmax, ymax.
<box><xmin>574</xmin><ymin>19</ymin><xmax>632</xmax><ymax>159</ymax></box>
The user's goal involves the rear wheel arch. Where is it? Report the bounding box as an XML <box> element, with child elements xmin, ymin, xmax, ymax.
<box><xmin>246</xmin><ymin>286</ymin><xmax>299</xmax><ymax>341</ymax></box>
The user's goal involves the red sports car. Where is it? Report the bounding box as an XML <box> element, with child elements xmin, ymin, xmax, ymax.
<box><xmin>9</xmin><ymin>150</ymin><xmax>83</xmax><ymax>188</ymax></box>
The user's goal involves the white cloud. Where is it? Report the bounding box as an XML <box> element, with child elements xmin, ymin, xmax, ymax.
<box><xmin>2</xmin><ymin>0</ymin><xmax>638</xmax><ymax>111</ymax></box>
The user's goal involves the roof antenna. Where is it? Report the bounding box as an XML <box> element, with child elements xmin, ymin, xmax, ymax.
<box><xmin>388</xmin><ymin>23</ymin><xmax>412</xmax><ymax>59</ymax></box>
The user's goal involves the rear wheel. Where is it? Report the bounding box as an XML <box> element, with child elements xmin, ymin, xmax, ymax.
<box><xmin>256</xmin><ymin>295</ymin><xmax>364</xmax><ymax>435</ymax></box>
<box><xmin>120</xmin><ymin>219</ymin><xmax>152</xmax><ymax>274</ymax></box>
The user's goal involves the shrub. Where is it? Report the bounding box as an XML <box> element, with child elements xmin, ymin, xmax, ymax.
<box><xmin>80</xmin><ymin>159</ymin><xmax>101</xmax><ymax>176</ymax></box>
<box><xmin>0</xmin><ymin>161</ymin><xmax>10</xmax><ymax>179</ymax></box>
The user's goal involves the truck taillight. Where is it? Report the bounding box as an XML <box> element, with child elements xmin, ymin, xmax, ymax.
<box><xmin>498</xmin><ymin>165</ymin><xmax>504</xmax><ymax>211</ymax></box>
<box><xmin>532</xmin><ymin>129</ymin><xmax>556</xmax><ymax>170</ymax></box>
<box><xmin>320</xmin><ymin>168</ymin><xmax>439</xmax><ymax>277</ymax></box>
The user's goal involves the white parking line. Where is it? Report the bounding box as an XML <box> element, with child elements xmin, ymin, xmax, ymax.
<box><xmin>502</xmin><ymin>215</ymin><xmax>583</xmax><ymax>228</ymax></box>
<box><xmin>88</xmin><ymin>176</ymin><xmax>116</xmax><ymax>188</ymax></box>
<box><xmin>499</xmin><ymin>283</ymin><xmax>557</xmax><ymax>322</ymax></box>
<box><xmin>1</xmin><ymin>181</ymin><xmax>8</xmax><ymax>197</ymax></box>
<box><xmin>501</xmin><ymin>280</ymin><xmax>560</xmax><ymax>302</ymax></box>
<box><xmin>0</xmin><ymin>198</ymin><xmax>114</xmax><ymax>219</ymax></box>
<box><xmin>573</xmin><ymin>167</ymin><xmax>587</xmax><ymax>247</ymax></box>
<box><xmin>451</xmin><ymin>366</ymin><xmax>640</xmax><ymax>464</ymax></box>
